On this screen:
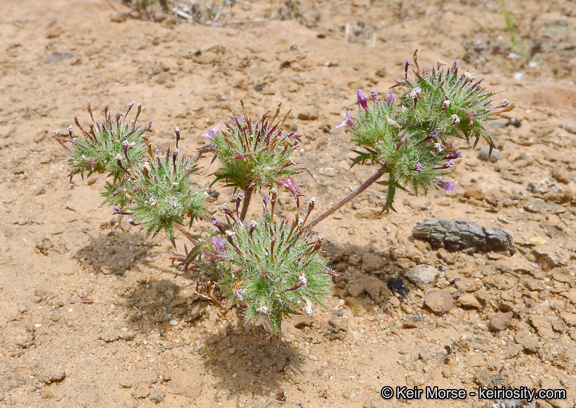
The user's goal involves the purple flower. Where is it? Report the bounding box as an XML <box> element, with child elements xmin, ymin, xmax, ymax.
<box><xmin>336</xmin><ymin>110</ymin><xmax>352</xmax><ymax>129</ymax></box>
<box><xmin>277</xmin><ymin>177</ymin><xmax>303</xmax><ymax>200</ymax></box>
<box><xmin>436</xmin><ymin>181</ymin><xmax>455</xmax><ymax>192</ymax></box>
<box><xmin>212</xmin><ymin>235</ymin><xmax>226</xmax><ymax>252</ymax></box>
<box><xmin>113</xmin><ymin>206</ymin><xmax>134</xmax><ymax>215</ymax></box>
<box><xmin>235</xmin><ymin>288</ymin><xmax>246</xmax><ymax>301</ymax></box>
<box><xmin>386</xmin><ymin>91</ymin><xmax>394</xmax><ymax>107</ymax></box>
<box><xmin>357</xmin><ymin>89</ymin><xmax>368</xmax><ymax>110</ymax></box>
<box><xmin>369</xmin><ymin>89</ymin><xmax>378</xmax><ymax>103</ymax></box>
<box><xmin>415</xmin><ymin>163</ymin><xmax>423</xmax><ymax>173</ymax></box>
<box><xmin>201</xmin><ymin>124</ymin><xmax>219</xmax><ymax>139</ymax></box>
<box><xmin>434</xmin><ymin>143</ymin><xmax>443</xmax><ymax>152</ymax></box>
<box><xmin>170</xmin><ymin>201</ymin><xmax>178</xmax><ymax>209</ymax></box>
<box><xmin>443</xmin><ymin>151</ymin><xmax>462</xmax><ymax>160</ymax></box>
<box><xmin>495</xmin><ymin>99</ymin><xmax>510</xmax><ymax>109</ymax></box>
<box><xmin>257</xmin><ymin>305</ymin><xmax>270</xmax><ymax>315</ymax></box>
<box><xmin>409</xmin><ymin>87</ymin><xmax>423</xmax><ymax>99</ymax></box>
<box><xmin>404</xmin><ymin>60</ymin><xmax>413</xmax><ymax>80</ymax></box>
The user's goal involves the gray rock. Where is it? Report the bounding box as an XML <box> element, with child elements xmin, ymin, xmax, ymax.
<box><xmin>559</xmin><ymin>122</ymin><xmax>576</xmax><ymax>134</ymax></box>
<box><xmin>412</xmin><ymin>218</ymin><xmax>515</xmax><ymax>255</ymax></box>
<box><xmin>44</xmin><ymin>50</ymin><xmax>74</xmax><ymax>63</ymax></box>
<box><xmin>478</xmin><ymin>145</ymin><xmax>501</xmax><ymax>162</ymax></box>
<box><xmin>404</xmin><ymin>265</ymin><xmax>439</xmax><ymax>289</ymax></box>
<box><xmin>149</xmin><ymin>388</ymin><xmax>166</xmax><ymax>404</ymax></box>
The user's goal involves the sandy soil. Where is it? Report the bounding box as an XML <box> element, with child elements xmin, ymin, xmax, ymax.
<box><xmin>1</xmin><ymin>0</ymin><xmax>576</xmax><ymax>407</ymax></box>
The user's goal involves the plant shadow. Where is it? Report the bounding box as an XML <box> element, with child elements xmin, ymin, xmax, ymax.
<box><xmin>74</xmin><ymin>230</ymin><xmax>152</xmax><ymax>275</ymax></box>
<box><xmin>201</xmin><ymin>322</ymin><xmax>303</xmax><ymax>400</ymax></box>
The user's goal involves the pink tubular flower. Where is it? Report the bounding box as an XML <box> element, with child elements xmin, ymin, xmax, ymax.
<box><xmin>369</xmin><ymin>89</ymin><xmax>378</xmax><ymax>103</ymax></box>
<box><xmin>436</xmin><ymin>181</ymin><xmax>455</xmax><ymax>192</ymax></box>
<box><xmin>386</xmin><ymin>91</ymin><xmax>394</xmax><ymax>107</ymax></box>
<box><xmin>212</xmin><ymin>235</ymin><xmax>226</xmax><ymax>252</ymax></box>
<box><xmin>336</xmin><ymin>110</ymin><xmax>353</xmax><ymax>129</ymax></box>
<box><xmin>277</xmin><ymin>177</ymin><xmax>303</xmax><ymax>200</ymax></box>
<box><xmin>201</xmin><ymin>124</ymin><xmax>219</xmax><ymax>139</ymax></box>
<box><xmin>357</xmin><ymin>89</ymin><xmax>368</xmax><ymax>110</ymax></box>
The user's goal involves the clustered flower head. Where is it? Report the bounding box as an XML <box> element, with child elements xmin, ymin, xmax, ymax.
<box><xmin>209</xmin><ymin>194</ymin><xmax>333</xmax><ymax>337</ymax></box>
<box><xmin>57</xmin><ymin>102</ymin><xmax>149</xmax><ymax>181</ymax></box>
<box><xmin>200</xmin><ymin>102</ymin><xmax>302</xmax><ymax>194</ymax></box>
<box><xmin>337</xmin><ymin>50</ymin><xmax>514</xmax><ymax>210</ymax></box>
<box><xmin>60</xmin><ymin>103</ymin><xmax>206</xmax><ymax>245</ymax></box>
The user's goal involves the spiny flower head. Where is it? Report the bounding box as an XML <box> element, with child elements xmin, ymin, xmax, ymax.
<box><xmin>337</xmin><ymin>50</ymin><xmax>514</xmax><ymax>210</ymax></box>
<box><xmin>60</xmin><ymin>102</ymin><xmax>149</xmax><ymax>181</ymax></box>
<box><xmin>210</xmin><ymin>195</ymin><xmax>333</xmax><ymax>337</ymax></box>
<box><xmin>103</xmin><ymin>128</ymin><xmax>206</xmax><ymax>244</ymax></box>
<box><xmin>201</xmin><ymin>102</ymin><xmax>302</xmax><ymax>192</ymax></box>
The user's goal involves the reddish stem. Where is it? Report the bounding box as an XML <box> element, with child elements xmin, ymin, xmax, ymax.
<box><xmin>240</xmin><ymin>186</ymin><xmax>253</xmax><ymax>221</ymax></box>
<box><xmin>304</xmin><ymin>168</ymin><xmax>386</xmax><ymax>229</ymax></box>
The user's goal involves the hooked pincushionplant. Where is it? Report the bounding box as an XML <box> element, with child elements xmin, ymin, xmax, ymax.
<box><xmin>306</xmin><ymin>50</ymin><xmax>515</xmax><ymax>227</ymax></box>
<box><xmin>58</xmin><ymin>102</ymin><xmax>206</xmax><ymax>245</ymax></box>
<box><xmin>209</xmin><ymin>192</ymin><xmax>333</xmax><ymax>337</ymax></box>
<box><xmin>58</xmin><ymin>51</ymin><xmax>514</xmax><ymax>339</ymax></box>
<box><xmin>200</xmin><ymin>102</ymin><xmax>302</xmax><ymax>220</ymax></box>
<box><xmin>57</xmin><ymin>102</ymin><xmax>149</xmax><ymax>182</ymax></box>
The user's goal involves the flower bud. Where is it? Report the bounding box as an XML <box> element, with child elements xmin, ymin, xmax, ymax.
<box><xmin>369</xmin><ymin>89</ymin><xmax>378</xmax><ymax>104</ymax></box>
<box><xmin>356</xmin><ymin>89</ymin><xmax>368</xmax><ymax>110</ymax></box>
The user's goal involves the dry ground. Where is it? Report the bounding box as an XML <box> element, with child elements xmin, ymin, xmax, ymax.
<box><xmin>1</xmin><ymin>0</ymin><xmax>576</xmax><ymax>407</ymax></box>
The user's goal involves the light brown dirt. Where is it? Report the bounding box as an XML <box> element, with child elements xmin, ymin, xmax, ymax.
<box><xmin>1</xmin><ymin>1</ymin><xmax>576</xmax><ymax>407</ymax></box>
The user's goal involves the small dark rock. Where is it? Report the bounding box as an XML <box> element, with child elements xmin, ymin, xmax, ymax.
<box><xmin>387</xmin><ymin>277</ymin><xmax>409</xmax><ymax>300</ymax></box>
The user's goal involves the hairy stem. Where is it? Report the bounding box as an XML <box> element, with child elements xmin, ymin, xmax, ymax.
<box><xmin>304</xmin><ymin>168</ymin><xmax>386</xmax><ymax>229</ymax></box>
<box><xmin>240</xmin><ymin>186</ymin><xmax>254</xmax><ymax>221</ymax></box>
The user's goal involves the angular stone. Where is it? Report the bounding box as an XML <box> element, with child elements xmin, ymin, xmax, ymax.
<box><xmin>404</xmin><ymin>265</ymin><xmax>439</xmax><ymax>289</ymax></box>
<box><xmin>291</xmin><ymin>314</ymin><xmax>315</xmax><ymax>329</ymax></box>
<box><xmin>529</xmin><ymin>315</ymin><xmax>557</xmax><ymax>338</ymax></box>
<box><xmin>424</xmin><ymin>290</ymin><xmax>453</xmax><ymax>315</ymax></box>
<box><xmin>515</xmin><ymin>331</ymin><xmax>539</xmax><ymax>353</ymax></box>
<box><xmin>561</xmin><ymin>313</ymin><xmax>576</xmax><ymax>327</ymax></box>
<box><xmin>560</xmin><ymin>289</ymin><xmax>576</xmax><ymax>303</ymax></box>
<box><xmin>523</xmin><ymin>277</ymin><xmax>546</xmax><ymax>292</ymax></box>
<box><xmin>457</xmin><ymin>293</ymin><xmax>482</xmax><ymax>310</ymax></box>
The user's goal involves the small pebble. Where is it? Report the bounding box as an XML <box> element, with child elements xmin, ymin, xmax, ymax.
<box><xmin>169</xmin><ymin>320</ymin><xmax>178</xmax><ymax>326</ymax></box>
<box><xmin>478</xmin><ymin>146</ymin><xmax>501</xmax><ymax>162</ymax></box>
